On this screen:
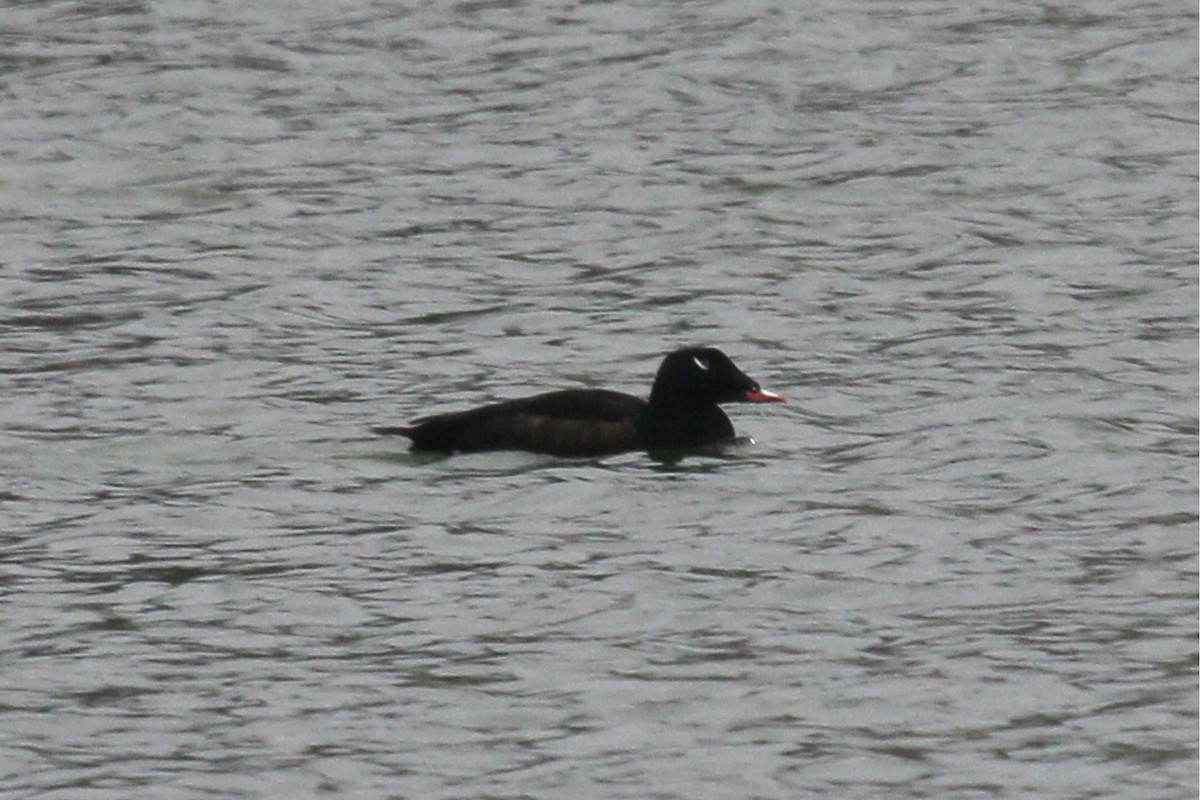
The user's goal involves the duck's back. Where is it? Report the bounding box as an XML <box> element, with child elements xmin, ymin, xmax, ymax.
<box><xmin>403</xmin><ymin>389</ymin><xmax>647</xmax><ymax>456</ymax></box>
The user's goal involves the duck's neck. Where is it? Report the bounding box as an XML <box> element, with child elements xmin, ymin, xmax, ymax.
<box><xmin>639</xmin><ymin>401</ymin><xmax>735</xmax><ymax>449</ymax></box>
<box><xmin>647</xmin><ymin>381</ymin><xmax>709</xmax><ymax>410</ymax></box>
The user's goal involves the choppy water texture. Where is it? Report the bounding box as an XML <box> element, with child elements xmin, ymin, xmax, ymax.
<box><xmin>1</xmin><ymin>1</ymin><xmax>1196</xmax><ymax>798</ymax></box>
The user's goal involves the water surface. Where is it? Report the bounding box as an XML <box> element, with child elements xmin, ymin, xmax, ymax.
<box><xmin>1</xmin><ymin>1</ymin><xmax>1196</xmax><ymax>798</ymax></box>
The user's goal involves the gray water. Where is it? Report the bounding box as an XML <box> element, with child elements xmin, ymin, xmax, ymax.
<box><xmin>1</xmin><ymin>1</ymin><xmax>1196</xmax><ymax>798</ymax></box>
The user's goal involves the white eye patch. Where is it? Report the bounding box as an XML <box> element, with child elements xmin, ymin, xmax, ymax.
<box><xmin>692</xmin><ymin>355</ymin><xmax>711</xmax><ymax>372</ymax></box>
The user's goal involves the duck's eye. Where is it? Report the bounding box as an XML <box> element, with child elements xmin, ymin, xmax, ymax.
<box><xmin>692</xmin><ymin>355</ymin><xmax>711</xmax><ymax>372</ymax></box>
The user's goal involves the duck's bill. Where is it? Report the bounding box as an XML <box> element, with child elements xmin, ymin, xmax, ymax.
<box><xmin>744</xmin><ymin>389</ymin><xmax>786</xmax><ymax>403</ymax></box>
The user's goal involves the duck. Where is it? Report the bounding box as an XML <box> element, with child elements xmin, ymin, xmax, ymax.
<box><xmin>372</xmin><ymin>346</ymin><xmax>785</xmax><ymax>457</ymax></box>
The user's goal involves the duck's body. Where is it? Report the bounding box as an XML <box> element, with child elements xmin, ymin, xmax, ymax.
<box><xmin>373</xmin><ymin>347</ymin><xmax>785</xmax><ymax>457</ymax></box>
